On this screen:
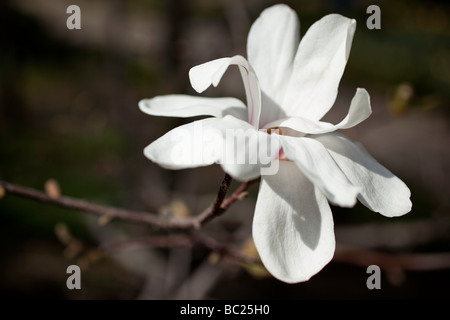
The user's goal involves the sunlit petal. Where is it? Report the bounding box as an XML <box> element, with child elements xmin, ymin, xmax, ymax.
<box><xmin>263</xmin><ymin>88</ymin><xmax>371</xmax><ymax>134</ymax></box>
<box><xmin>253</xmin><ymin>161</ymin><xmax>335</xmax><ymax>283</ymax></box>
<box><xmin>280</xmin><ymin>136</ymin><xmax>359</xmax><ymax>207</ymax></box>
<box><xmin>315</xmin><ymin>133</ymin><xmax>412</xmax><ymax>217</ymax></box>
<box><xmin>139</xmin><ymin>94</ymin><xmax>247</xmax><ymax>120</ymax></box>
<box><xmin>189</xmin><ymin>56</ymin><xmax>261</xmax><ymax>128</ymax></box>
<box><xmin>247</xmin><ymin>4</ymin><xmax>299</xmax><ymax>124</ymax></box>
<box><xmin>283</xmin><ymin>14</ymin><xmax>356</xmax><ymax>121</ymax></box>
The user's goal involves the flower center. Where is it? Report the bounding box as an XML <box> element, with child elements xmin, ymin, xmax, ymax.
<box><xmin>264</xmin><ymin>127</ymin><xmax>289</xmax><ymax>161</ymax></box>
<box><xmin>265</xmin><ymin>126</ymin><xmax>287</xmax><ymax>136</ymax></box>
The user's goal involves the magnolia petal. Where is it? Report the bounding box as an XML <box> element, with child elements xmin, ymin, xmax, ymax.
<box><xmin>283</xmin><ymin>14</ymin><xmax>356</xmax><ymax>121</ymax></box>
<box><xmin>220</xmin><ymin>130</ymin><xmax>280</xmax><ymax>182</ymax></box>
<box><xmin>189</xmin><ymin>56</ymin><xmax>261</xmax><ymax>128</ymax></box>
<box><xmin>253</xmin><ymin>161</ymin><xmax>335</xmax><ymax>283</ymax></box>
<box><xmin>144</xmin><ymin>115</ymin><xmax>270</xmax><ymax>181</ymax></box>
<box><xmin>332</xmin><ymin>88</ymin><xmax>372</xmax><ymax>131</ymax></box>
<box><xmin>280</xmin><ymin>136</ymin><xmax>359</xmax><ymax>207</ymax></box>
<box><xmin>247</xmin><ymin>4</ymin><xmax>299</xmax><ymax>121</ymax></box>
<box><xmin>262</xmin><ymin>115</ymin><xmax>334</xmax><ymax>133</ymax></box>
<box><xmin>139</xmin><ymin>95</ymin><xmax>248</xmax><ymax>120</ymax></box>
<box><xmin>263</xmin><ymin>88</ymin><xmax>371</xmax><ymax>134</ymax></box>
<box><xmin>314</xmin><ymin>133</ymin><xmax>412</xmax><ymax>217</ymax></box>
<box><xmin>144</xmin><ymin>117</ymin><xmax>225</xmax><ymax>170</ymax></box>
<box><xmin>189</xmin><ymin>57</ymin><xmax>231</xmax><ymax>93</ymax></box>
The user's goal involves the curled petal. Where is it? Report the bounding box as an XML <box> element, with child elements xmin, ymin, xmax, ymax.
<box><xmin>189</xmin><ymin>56</ymin><xmax>261</xmax><ymax>128</ymax></box>
<box><xmin>263</xmin><ymin>88</ymin><xmax>372</xmax><ymax>134</ymax></box>
<box><xmin>333</xmin><ymin>88</ymin><xmax>372</xmax><ymax>131</ymax></box>
<box><xmin>139</xmin><ymin>95</ymin><xmax>247</xmax><ymax>120</ymax></box>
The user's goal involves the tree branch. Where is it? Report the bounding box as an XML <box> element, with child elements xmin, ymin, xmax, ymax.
<box><xmin>99</xmin><ymin>234</ymin><xmax>450</xmax><ymax>272</ymax></box>
<box><xmin>100</xmin><ymin>234</ymin><xmax>193</xmax><ymax>253</ymax></box>
<box><xmin>193</xmin><ymin>175</ymin><xmax>259</xmax><ymax>228</ymax></box>
<box><xmin>0</xmin><ymin>175</ymin><xmax>258</xmax><ymax>231</ymax></box>
<box><xmin>7</xmin><ymin>178</ymin><xmax>448</xmax><ymax>273</ymax></box>
<box><xmin>98</xmin><ymin>231</ymin><xmax>259</xmax><ymax>265</ymax></box>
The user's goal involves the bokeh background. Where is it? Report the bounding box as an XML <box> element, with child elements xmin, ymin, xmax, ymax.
<box><xmin>1</xmin><ymin>0</ymin><xmax>450</xmax><ymax>299</ymax></box>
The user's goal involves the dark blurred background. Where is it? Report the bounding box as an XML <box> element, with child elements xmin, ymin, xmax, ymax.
<box><xmin>1</xmin><ymin>0</ymin><xmax>450</xmax><ymax>299</ymax></box>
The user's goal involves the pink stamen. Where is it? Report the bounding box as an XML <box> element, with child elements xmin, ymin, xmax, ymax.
<box><xmin>277</xmin><ymin>148</ymin><xmax>289</xmax><ymax>161</ymax></box>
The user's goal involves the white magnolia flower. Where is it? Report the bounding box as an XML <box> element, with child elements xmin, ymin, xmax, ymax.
<box><xmin>139</xmin><ymin>4</ymin><xmax>412</xmax><ymax>283</ymax></box>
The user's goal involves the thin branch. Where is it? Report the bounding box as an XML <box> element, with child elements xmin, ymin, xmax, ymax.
<box><xmin>101</xmin><ymin>234</ymin><xmax>193</xmax><ymax>253</ymax></box>
<box><xmin>0</xmin><ymin>175</ymin><xmax>257</xmax><ymax>231</ymax></box>
<box><xmin>9</xmin><ymin>178</ymin><xmax>449</xmax><ymax>273</ymax></box>
<box><xmin>190</xmin><ymin>231</ymin><xmax>259</xmax><ymax>264</ymax></box>
<box><xmin>188</xmin><ymin>173</ymin><xmax>233</xmax><ymax>229</ymax></box>
<box><xmin>98</xmin><ymin>231</ymin><xmax>259</xmax><ymax>265</ymax></box>
<box><xmin>194</xmin><ymin>175</ymin><xmax>260</xmax><ymax>227</ymax></box>
<box><xmin>221</xmin><ymin>178</ymin><xmax>259</xmax><ymax>211</ymax></box>
<box><xmin>100</xmin><ymin>233</ymin><xmax>450</xmax><ymax>272</ymax></box>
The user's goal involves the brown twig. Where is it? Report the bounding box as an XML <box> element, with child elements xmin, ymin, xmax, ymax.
<box><xmin>98</xmin><ymin>231</ymin><xmax>259</xmax><ymax>265</ymax></box>
<box><xmin>101</xmin><ymin>234</ymin><xmax>194</xmax><ymax>253</ymax></box>
<box><xmin>194</xmin><ymin>176</ymin><xmax>260</xmax><ymax>227</ymax></box>
<box><xmin>7</xmin><ymin>178</ymin><xmax>449</xmax><ymax>273</ymax></box>
<box><xmin>221</xmin><ymin>178</ymin><xmax>258</xmax><ymax>210</ymax></box>
<box><xmin>188</xmin><ymin>173</ymin><xmax>233</xmax><ymax>229</ymax></box>
<box><xmin>99</xmin><ymin>233</ymin><xmax>450</xmax><ymax>272</ymax></box>
<box><xmin>0</xmin><ymin>175</ymin><xmax>257</xmax><ymax>231</ymax></box>
<box><xmin>190</xmin><ymin>231</ymin><xmax>259</xmax><ymax>264</ymax></box>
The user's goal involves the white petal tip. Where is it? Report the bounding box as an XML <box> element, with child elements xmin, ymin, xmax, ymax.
<box><xmin>330</xmin><ymin>187</ymin><xmax>360</xmax><ymax>208</ymax></box>
<box><xmin>138</xmin><ymin>99</ymin><xmax>150</xmax><ymax>113</ymax></box>
<box><xmin>381</xmin><ymin>198</ymin><xmax>413</xmax><ymax>218</ymax></box>
<box><xmin>143</xmin><ymin>144</ymin><xmax>156</xmax><ymax>162</ymax></box>
<box><xmin>188</xmin><ymin>68</ymin><xmax>207</xmax><ymax>93</ymax></box>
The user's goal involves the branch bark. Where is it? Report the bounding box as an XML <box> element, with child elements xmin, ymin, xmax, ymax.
<box><xmin>0</xmin><ymin>175</ymin><xmax>258</xmax><ymax>231</ymax></box>
<box><xmin>99</xmin><ymin>231</ymin><xmax>258</xmax><ymax>265</ymax></box>
<box><xmin>5</xmin><ymin>178</ymin><xmax>449</xmax><ymax>273</ymax></box>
